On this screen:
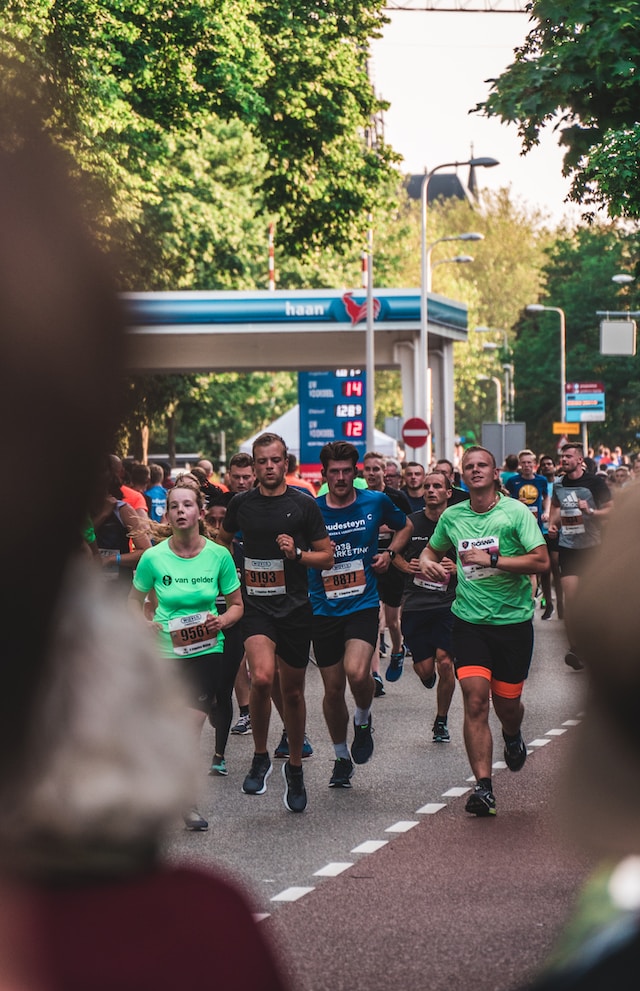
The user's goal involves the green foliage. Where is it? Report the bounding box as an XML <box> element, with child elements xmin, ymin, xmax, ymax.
<box><xmin>476</xmin><ymin>0</ymin><xmax>640</xmax><ymax>218</ymax></box>
<box><xmin>514</xmin><ymin>223</ymin><xmax>640</xmax><ymax>455</ymax></box>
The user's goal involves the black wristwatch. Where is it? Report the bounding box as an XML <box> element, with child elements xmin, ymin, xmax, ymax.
<box><xmin>489</xmin><ymin>551</ymin><xmax>499</xmax><ymax>569</ymax></box>
<box><xmin>295</xmin><ymin>547</ymin><xmax>303</xmax><ymax>561</ymax></box>
<box><xmin>386</xmin><ymin>548</ymin><xmax>396</xmax><ymax>560</ymax></box>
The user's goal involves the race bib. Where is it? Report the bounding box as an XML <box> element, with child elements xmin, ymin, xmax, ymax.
<box><xmin>98</xmin><ymin>547</ymin><xmax>119</xmax><ymax>581</ymax></box>
<box><xmin>168</xmin><ymin>612</ymin><xmax>218</xmax><ymax>656</ymax></box>
<box><xmin>245</xmin><ymin>557</ymin><xmax>286</xmax><ymax>595</ymax></box>
<box><xmin>321</xmin><ymin>559</ymin><xmax>366</xmax><ymax>599</ymax></box>
<box><xmin>413</xmin><ymin>570</ymin><xmax>450</xmax><ymax>592</ymax></box>
<box><xmin>458</xmin><ymin>536</ymin><xmax>499</xmax><ymax>580</ymax></box>
<box><xmin>560</xmin><ymin>509</ymin><xmax>585</xmax><ymax>535</ymax></box>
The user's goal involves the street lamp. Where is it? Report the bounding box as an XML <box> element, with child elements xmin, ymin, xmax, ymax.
<box><xmin>432</xmin><ymin>254</ymin><xmax>475</xmax><ymax>270</ymax></box>
<box><xmin>475</xmin><ymin>325</ymin><xmax>514</xmax><ymax>421</ymax></box>
<box><xmin>612</xmin><ymin>273</ymin><xmax>634</xmax><ymax>285</ymax></box>
<box><xmin>477</xmin><ymin>374</ymin><xmax>503</xmax><ymax>423</ymax></box>
<box><xmin>525</xmin><ymin>304</ymin><xmax>566</xmax><ymax>421</ymax></box>
<box><xmin>418</xmin><ymin>157</ymin><xmax>499</xmax><ymax>466</ymax></box>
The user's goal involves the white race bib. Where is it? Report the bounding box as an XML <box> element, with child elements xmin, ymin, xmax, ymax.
<box><xmin>245</xmin><ymin>557</ymin><xmax>286</xmax><ymax>595</ymax></box>
<box><xmin>321</xmin><ymin>559</ymin><xmax>366</xmax><ymax>599</ymax></box>
<box><xmin>168</xmin><ymin>612</ymin><xmax>219</xmax><ymax>656</ymax></box>
<box><xmin>458</xmin><ymin>536</ymin><xmax>500</xmax><ymax>580</ymax></box>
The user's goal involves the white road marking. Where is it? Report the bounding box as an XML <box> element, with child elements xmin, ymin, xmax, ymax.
<box><xmin>271</xmin><ymin>886</ymin><xmax>315</xmax><ymax>902</ymax></box>
<box><xmin>416</xmin><ymin>802</ymin><xmax>447</xmax><ymax>814</ymax></box>
<box><xmin>351</xmin><ymin>840</ymin><xmax>389</xmax><ymax>853</ymax></box>
<box><xmin>442</xmin><ymin>786</ymin><xmax>470</xmax><ymax>797</ymax></box>
<box><xmin>313</xmin><ymin>862</ymin><xmax>354</xmax><ymax>877</ymax></box>
<box><xmin>529</xmin><ymin>737</ymin><xmax>551</xmax><ymax>747</ymax></box>
<box><xmin>546</xmin><ymin>728</ymin><xmax>567</xmax><ymax>736</ymax></box>
<box><xmin>385</xmin><ymin>820</ymin><xmax>419</xmax><ymax>833</ymax></box>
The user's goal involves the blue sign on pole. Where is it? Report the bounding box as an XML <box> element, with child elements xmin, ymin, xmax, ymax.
<box><xmin>298</xmin><ymin>370</ymin><xmax>367</xmax><ymax>468</ymax></box>
<box><xmin>565</xmin><ymin>381</ymin><xmax>605</xmax><ymax>422</ymax></box>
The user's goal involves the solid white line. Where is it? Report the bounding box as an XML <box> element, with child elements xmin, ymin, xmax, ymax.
<box><xmin>271</xmin><ymin>886</ymin><xmax>315</xmax><ymax>902</ymax></box>
<box><xmin>351</xmin><ymin>839</ymin><xmax>389</xmax><ymax>853</ymax></box>
<box><xmin>416</xmin><ymin>802</ymin><xmax>447</xmax><ymax>814</ymax></box>
<box><xmin>442</xmin><ymin>786</ymin><xmax>470</xmax><ymax>797</ymax></box>
<box><xmin>385</xmin><ymin>820</ymin><xmax>419</xmax><ymax>833</ymax></box>
<box><xmin>313</xmin><ymin>862</ymin><xmax>354</xmax><ymax>877</ymax></box>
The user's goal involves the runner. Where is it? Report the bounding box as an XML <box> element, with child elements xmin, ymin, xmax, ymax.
<box><xmin>419</xmin><ymin>446</ymin><xmax>549</xmax><ymax>817</ymax></box>
<box><xmin>129</xmin><ymin>480</ymin><xmax>243</xmax><ymax>831</ymax></box>
<box><xmin>309</xmin><ymin>442</ymin><xmax>412</xmax><ymax>788</ymax></box>
<box><xmin>394</xmin><ymin>471</ymin><xmax>457</xmax><ymax>743</ymax></box>
<box><xmin>548</xmin><ymin>442</ymin><xmax>611</xmax><ymax>670</ymax></box>
<box><xmin>217</xmin><ymin>433</ymin><xmax>333</xmax><ymax>813</ymax></box>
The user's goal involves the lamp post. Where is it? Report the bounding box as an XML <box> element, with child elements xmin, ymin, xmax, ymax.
<box><xmin>477</xmin><ymin>374</ymin><xmax>503</xmax><ymax>423</ymax></box>
<box><xmin>525</xmin><ymin>304</ymin><xmax>566</xmax><ymax>421</ymax></box>
<box><xmin>418</xmin><ymin>157</ymin><xmax>499</xmax><ymax>467</ymax></box>
<box><xmin>475</xmin><ymin>325</ymin><xmax>514</xmax><ymax>421</ymax></box>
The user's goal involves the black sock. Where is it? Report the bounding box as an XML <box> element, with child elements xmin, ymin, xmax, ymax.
<box><xmin>478</xmin><ymin>777</ymin><xmax>492</xmax><ymax>791</ymax></box>
<box><xmin>240</xmin><ymin>705</ymin><xmax>249</xmax><ymax>716</ymax></box>
<box><xmin>502</xmin><ymin>730</ymin><xmax>521</xmax><ymax>744</ymax></box>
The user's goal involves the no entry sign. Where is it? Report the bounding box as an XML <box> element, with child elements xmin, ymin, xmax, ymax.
<box><xmin>401</xmin><ymin>417</ymin><xmax>430</xmax><ymax>449</ymax></box>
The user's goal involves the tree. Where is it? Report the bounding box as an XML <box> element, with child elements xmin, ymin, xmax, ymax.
<box><xmin>512</xmin><ymin>224</ymin><xmax>640</xmax><ymax>455</ymax></box>
<box><xmin>475</xmin><ymin>0</ymin><xmax>640</xmax><ymax>220</ymax></box>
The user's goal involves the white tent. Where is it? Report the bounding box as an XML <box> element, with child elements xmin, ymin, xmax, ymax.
<box><xmin>240</xmin><ymin>404</ymin><xmax>400</xmax><ymax>462</ymax></box>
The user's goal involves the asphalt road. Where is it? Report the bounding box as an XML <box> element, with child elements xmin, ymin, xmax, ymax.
<box><xmin>164</xmin><ymin>605</ymin><xmax>594</xmax><ymax>990</ymax></box>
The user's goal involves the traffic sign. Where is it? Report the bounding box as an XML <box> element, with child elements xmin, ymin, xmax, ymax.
<box><xmin>402</xmin><ymin>417</ymin><xmax>430</xmax><ymax>449</ymax></box>
<box><xmin>552</xmin><ymin>422</ymin><xmax>580</xmax><ymax>435</ymax></box>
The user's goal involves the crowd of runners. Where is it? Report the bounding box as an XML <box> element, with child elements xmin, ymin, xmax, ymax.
<box><xmin>87</xmin><ymin>436</ymin><xmax>630</xmax><ymax>828</ymax></box>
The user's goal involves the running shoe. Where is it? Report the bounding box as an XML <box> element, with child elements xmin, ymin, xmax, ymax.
<box><xmin>351</xmin><ymin>715</ymin><xmax>374</xmax><ymax>764</ymax></box>
<box><xmin>273</xmin><ymin>731</ymin><xmax>314</xmax><ymax>759</ymax></box>
<box><xmin>421</xmin><ymin>671</ymin><xmax>437</xmax><ymax>690</ymax></box>
<box><xmin>242</xmin><ymin>754</ymin><xmax>272</xmax><ymax>795</ymax></box>
<box><xmin>465</xmin><ymin>784</ymin><xmax>496</xmax><ymax>817</ymax></box>
<box><xmin>503</xmin><ymin>731</ymin><xmax>527</xmax><ymax>771</ymax></box>
<box><xmin>564</xmin><ymin>650</ymin><xmax>584</xmax><ymax>671</ymax></box>
<box><xmin>541</xmin><ymin>602</ymin><xmax>554</xmax><ymax>621</ymax></box>
<box><xmin>373</xmin><ymin>672</ymin><xmax>386</xmax><ymax>697</ymax></box>
<box><xmin>282</xmin><ymin>761</ymin><xmax>307</xmax><ymax>813</ymax></box>
<box><xmin>209</xmin><ymin>754</ymin><xmax>228</xmax><ymax>776</ymax></box>
<box><xmin>379</xmin><ymin>633</ymin><xmax>388</xmax><ymax>655</ymax></box>
<box><xmin>329</xmin><ymin>757</ymin><xmax>355</xmax><ymax>788</ymax></box>
<box><xmin>183</xmin><ymin>807</ymin><xmax>209</xmax><ymax>831</ymax></box>
<box><xmin>231</xmin><ymin>713</ymin><xmax>251</xmax><ymax>735</ymax></box>
<box><xmin>432</xmin><ymin>718</ymin><xmax>450</xmax><ymax>743</ymax></box>
<box><xmin>385</xmin><ymin>646</ymin><xmax>405</xmax><ymax>682</ymax></box>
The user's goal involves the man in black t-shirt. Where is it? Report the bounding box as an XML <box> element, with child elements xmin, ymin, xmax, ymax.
<box><xmin>218</xmin><ymin>433</ymin><xmax>333</xmax><ymax>813</ymax></box>
<box><xmin>549</xmin><ymin>443</ymin><xmax>612</xmax><ymax>670</ymax></box>
<box><xmin>394</xmin><ymin>471</ymin><xmax>457</xmax><ymax>743</ymax></box>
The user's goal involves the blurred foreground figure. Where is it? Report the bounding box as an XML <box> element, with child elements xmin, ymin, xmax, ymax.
<box><xmin>0</xmin><ymin>86</ymin><xmax>289</xmax><ymax>991</ymax></box>
<box><xmin>523</xmin><ymin>483</ymin><xmax>640</xmax><ymax>991</ymax></box>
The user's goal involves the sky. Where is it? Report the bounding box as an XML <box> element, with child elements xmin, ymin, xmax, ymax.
<box><xmin>369</xmin><ymin>9</ymin><xmax>581</xmax><ymax>226</ymax></box>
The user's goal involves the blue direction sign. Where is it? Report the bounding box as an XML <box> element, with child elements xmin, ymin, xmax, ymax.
<box><xmin>565</xmin><ymin>381</ymin><xmax>605</xmax><ymax>422</ymax></box>
<box><xmin>299</xmin><ymin>370</ymin><xmax>367</xmax><ymax>470</ymax></box>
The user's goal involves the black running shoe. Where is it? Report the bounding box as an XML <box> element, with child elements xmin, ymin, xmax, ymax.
<box><xmin>503</xmin><ymin>731</ymin><xmax>527</xmax><ymax>771</ymax></box>
<box><xmin>421</xmin><ymin>671</ymin><xmax>437</xmax><ymax>689</ymax></box>
<box><xmin>565</xmin><ymin>650</ymin><xmax>584</xmax><ymax>671</ymax></box>
<box><xmin>183</xmin><ymin>807</ymin><xmax>209</xmax><ymax>831</ymax></box>
<box><xmin>465</xmin><ymin>784</ymin><xmax>496</xmax><ymax>817</ymax></box>
<box><xmin>282</xmin><ymin>761</ymin><xmax>307</xmax><ymax>813</ymax></box>
<box><xmin>329</xmin><ymin>757</ymin><xmax>355</xmax><ymax>788</ymax></box>
<box><xmin>274</xmin><ymin>731</ymin><xmax>313</xmax><ymax>758</ymax></box>
<box><xmin>541</xmin><ymin>602</ymin><xmax>554</xmax><ymax>620</ymax></box>
<box><xmin>432</xmin><ymin>718</ymin><xmax>450</xmax><ymax>743</ymax></box>
<box><xmin>351</xmin><ymin>715</ymin><xmax>374</xmax><ymax>764</ymax></box>
<box><xmin>373</xmin><ymin>672</ymin><xmax>386</xmax><ymax>697</ymax></box>
<box><xmin>242</xmin><ymin>754</ymin><xmax>272</xmax><ymax>795</ymax></box>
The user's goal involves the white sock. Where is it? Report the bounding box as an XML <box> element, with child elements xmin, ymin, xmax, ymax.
<box><xmin>354</xmin><ymin>706</ymin><xmax>370</xmax><ymax>725</ymax></box>
<box><xmin>334</xmin><ymin>742</ymin><xmax>350</xmax><ymax>760</ymax></box>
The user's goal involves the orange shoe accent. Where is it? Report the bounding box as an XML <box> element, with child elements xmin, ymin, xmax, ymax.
<box><xmin>491</xmin><ymin>678</ymin><xmax>524</xmax><ymax>700</ymax></box>
<box><xmin>457</xmin><ymin>664</ymin><xmax>491</xmax><ymax>682</ymax></box>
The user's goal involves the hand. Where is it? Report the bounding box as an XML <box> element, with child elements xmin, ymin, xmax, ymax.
<box><xmin>371</xmin><ymin>552</ymin><xmax>389</xmax><ymax>574</ymax></box>
<box><xmin>276</xmin><ymin>533</ymin><xmax>297</xmax><ymax>560</ymax></box>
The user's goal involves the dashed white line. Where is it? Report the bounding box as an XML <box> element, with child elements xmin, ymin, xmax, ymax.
<box><xmin>563</xmin><ymin>719</ymin><xmax>581</xmax><ymax>726</ymax></box>
<box><xmin>416</xmin><ymin>802</ymin><xmax>447</xmax><ymax>814</ymax></box>
<box><xmin>529</xmin><ymin>737</ymin><xmax>551</xmax><ymax>747</ymax></box>
<box><xmin>385</xmin><ymin>820</ymin><xmax>419</xmax><ymax>833</ymax></box>
<box><xmin>546</xmin><ymin>728</ymin><xmax>567</xmax><ymax>736</ymax></box>
<box><xmin>442</xmin><ymin>786</ymin><xmax>470</xmax><ymax>798</ymax></box>
<box><xmin>313</xmin><ymin>862</ymin><xmax>354</xmax><ymax>877</ymax></box>
<box><xmin>351</xmin><ymin>839</ymin><xmax>388</xmax><ymax>854</ymax></box>
<box><xmin>271</xmin><ymin>886</ymin><xmax>315</xmax><ymax>902</ymax></box>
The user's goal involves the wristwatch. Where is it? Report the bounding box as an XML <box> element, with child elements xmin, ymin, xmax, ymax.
<box><xmin>386</xmin><ymin>548</ymin><xmax>396</xmax><ymax>560</ymax></box>
<box><xmin>489</xmin><ymin>551</ymin><xmax>499</xmax><ymax>569</ymax></box>
<box><xmin>295</xmin><ymin>546</ymin><xmax>303</xmax><ymax>561</ymax></box>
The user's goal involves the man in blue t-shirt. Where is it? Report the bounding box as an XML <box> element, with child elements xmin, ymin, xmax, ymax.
<box><xmin>309</xmin><ymin>441</ymin><xmax>412</xmax><ymax>788</ymax></box>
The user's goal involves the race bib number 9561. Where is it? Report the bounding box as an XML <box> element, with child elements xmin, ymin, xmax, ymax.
<box><xmin>168</xmin><ymin>612</ymin><xmax>218</xmax><ymax>656</ymax></box>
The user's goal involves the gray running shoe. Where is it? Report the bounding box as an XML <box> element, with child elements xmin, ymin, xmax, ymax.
<box><xmin>231</xmin><ymin>713</ymin><xmax>251</xmax><ymax>735</ymax></box>
<box><xmin>183</xmin><ymin>807</ymin><xmax>209</xmax><ymax>831</ymax></box>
